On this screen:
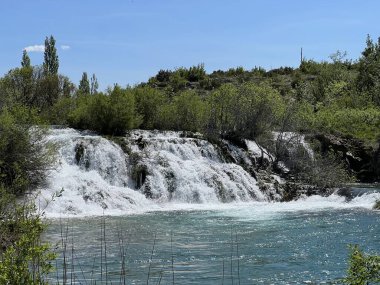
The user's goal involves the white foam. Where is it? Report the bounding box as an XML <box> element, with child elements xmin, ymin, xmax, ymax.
<box><xmin>156</xmin><ymin>193</ymin><xmax>380</xmax><ymax>221</ymax></box>
<box><xmin>38</xmin><ymin>128</ymin><xmax>379</xmax><ymax>218</ymax></box>
<box><xmin>38</xmin><ymin>129</ymin><xmax>265</xmax><ymax>217</ymax></box>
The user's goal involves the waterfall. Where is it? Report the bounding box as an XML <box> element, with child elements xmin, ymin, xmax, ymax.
<box><xmin>38</xmin><ymin>128</ymin><xmax>268</xmax><ymax>217</ymax></box>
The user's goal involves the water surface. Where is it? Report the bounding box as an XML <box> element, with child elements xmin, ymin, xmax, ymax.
<box><xmin>45</xmin><ymin>190</ymin><xmax>380</xmax><ymax>284</ymax></box>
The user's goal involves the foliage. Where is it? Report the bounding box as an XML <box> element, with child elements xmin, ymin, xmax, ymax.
<box><xmin>206</xmin><ymin>82</ymin><xmax>285</xmax><ymax>139</ymax></box>
<box><xmin>155</xmin><ymin>69</ymin><xmax>172</xmax><ymax>82</ymax></box>
<box><xmin>0</xmin><ymin>104</ymin><xmax>56</xmax><ymax>284</ymax></box>
<box><xmin>68</xmin><ymin>85</ymin><xmax>142</xmax><ymax>135</ymax></box>
<box><xmin>187</xmin><ymin>63</ymin><xmax>207</xmax><ymax>82</ymax></box>
<box><xmin>21</xmin><ymin>50</ymin><xmax>31</xmax><ymax>68</ymax></box>
<box><xmin>78</xmin><ymin>72</ymin><xmax>90</xmax><ymax>95</ymax></box>
<box><xmin>206</xmin><ymin>83</ymin><xmax>237</xmax><ymax>136</ymax></box>
<box><xmin>269</xmin><ymin>133</ymin><xmax>353</xmax><ymax>189</ymax></box>
<box><xmin>344</xmin><ymin>245</ymin><xmax>380</xmax><ymax>285</ymax></box>
<box><xmin>356</xmin><ymin>35</ymin><xmax>380</xmax><ymax>106</ymax></box>
<box><xmin>90</xmin><ymin>73</ymin><xmax>99</xmax><ymax>95</ymax></box>
<box><xmin>133</xmin><ymin>86</ymin><xmax>166</xmax><ymax>129</ymax></box>
<box><xmin>0</xmin><ymin>106</ymin><xmax>55</xmax><ymax>196</ymax></box>
<box><xmin>0</xmin><ymin>187</ymin><xmax>55</xmax><ymax>285</ymax></box>
<box><xmin>172</xmin><ymin>90</ymin><xmax>207</xmax><ymax>132</ymax></box>
<box><xmin>304</xmin><ymin>153</ymin><xmax>353</xmax><ymax>189</ymax></box>
<box><xmin>43</xmin><ymin>35</ymin><xmax>59</xmax><ymax>76</ymax></box>
<box><xmin>169</xmin><ymin>71</ymin><xmax>188</xmax><ymax>92</ymax></box>
<box><xmin>153</xmin><ymin>90</ymin><xmax>207</xmax><ymax>132</ymax></box>
<box><xmin>43</xmin><ymin>96</ymin><xmax>75</xmax><ymax>125</ymax></box>
<box><xmin>313</xmin><ymin>106</ymin><xmax>380</xmax><ymax>141</ymax></box>
<box><xmin>1</xmin><ymin>64</ymin><xmax>73</xmax><ymax>111</ymax></box>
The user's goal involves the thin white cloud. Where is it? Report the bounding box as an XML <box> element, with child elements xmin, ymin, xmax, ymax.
<box><xmin>61</xmin><ymin>45</ymin><xmax>71</xmax><ymax>50</ymax></box>
<box><xmin>24</xmin><ymin>45</ymin><xmax>45</xmax><ymax>52</ymax></box>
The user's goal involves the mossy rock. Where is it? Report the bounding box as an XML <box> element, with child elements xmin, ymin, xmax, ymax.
<box><xmin>374</xmin><ymin>200</ymin><xmax>380</xmax><ymax>210</ymax></box>
<box><xmin>108</xmin><ymin>136</ymin><xmax>132</xmax><ymax>155</ymax></box>
<box><xmin>75</xmin><ymin>142</ymin><xmax>85</xmax><ymax>164</ymax></box>
<box><xmin>75</xmin><ymin>142</ymin><xmax>90</xmax><ymax>169</ymax></box>
<box><xmin>131</xmin><ymin>164</ymin><xmax>148</xmax><ymax>189</ymax></box>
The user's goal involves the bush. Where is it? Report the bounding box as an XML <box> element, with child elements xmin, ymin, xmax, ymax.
<box><xmin>0</xmin><ymin>105</ymin><xmax>56</xmax><ymax>284</ymax></box>
<box><xmin>155</xmin><ymin>69</ymin><xmax>172</xmax><ymax>82</ymax></box>
<box><xmin>43</xmin><ymin>96</ymin><xmax>75</xmax><ymax>125</ymax></box>
<box><xmin>269</xmin><ymin>133</ymin><xmax>353</xmax><ymax>189</ymax></box>
<box><xmin>133</xmin><ymin>87</ymin><xmax>166</xmax><ymax>129</ymax></box>
<box><xmin>187</xmin><ymin>64</ymin><xmax>206</xmax><ymax>82</ymax></box>
<box><xmin>172</xmin><ymin>90</ymin><xmax>207</xmax><ymax>132</ymax></box>
<box><xmin>313</xmin><ymin>106</ymin><xmax>380</xmax><ymax>142</ymax></box>
<box><xmin>206</xmin><ymin>82</ymin><xmax>285</xmax><ymax>140</ymax></box>
<box><xmin>0</xmin><ymin>187</ymin><xmax>55</xmax><ymax>284</ymax></box>
<box><xmin>0</xmin><ymin>106</ymin><xmax>55</xmax><ymax>196</ymax></box>
<box><xmin>68</xmin><ymin>86</ymin><xmax>142</xmax><ymax>135</ymax></box>
<box><xmin>344</xmin><ymin>245</ymin><xmax>380</xmax><ymax>285</ymax></box>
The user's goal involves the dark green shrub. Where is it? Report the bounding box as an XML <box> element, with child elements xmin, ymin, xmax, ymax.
<box><xmin>0</xmin><ymin>106</ymin><xmax>55</xmax><ymax>196</ymax></box>
<box><xmin>344</xmin><ymin>245</ymin><xmax>380</xmax><ymax>285</ymax></box>
<box><xmin>156</xmin><ymin>69</ymin><xmax>172</xmax><ymax>82</ymax></box>
<box><xmin>68</xmin><ymin>86</ymin><xmax>142</xmax><ymax>135</ymax></box>
<box><xmin>133</xmin><ymin>87</ymin><xmax>166</xmax><ymax>129</ymax></box>
<box><xmin>187</xmin><ymin>64</ymin><xmax>206</xmax><ymax>82</ymax></box>
<box><xmin>0</xmin><ymin>187</ymin><xmax>55</xmax><ymax>284</ymax></box>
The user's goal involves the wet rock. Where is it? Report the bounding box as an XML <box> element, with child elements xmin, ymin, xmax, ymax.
<box><xmin>312</xmin><ymin>134</ymin><xmax>379</xmax><ymax>182</ymax></box>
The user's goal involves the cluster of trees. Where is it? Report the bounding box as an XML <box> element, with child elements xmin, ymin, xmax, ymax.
<box><xmin>2</xmin><ymin>35</ymin><xmax>380</xmax><ymax>144</ymax></box>
<box><xmin>2</xmin><ymin>35</ymin><xmax>380</xmax><ymax>189</ymax></box>
<box><xmin>0</xmin><ymin>37</ymin><xmax>59</xmax><ymax>283</ymax></box>
<box><xmin>1</xmin><ymin>34</ymin><xmax>380</xmax><ymax>191</ymax></box>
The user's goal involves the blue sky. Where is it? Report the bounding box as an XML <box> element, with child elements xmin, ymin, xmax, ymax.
<box><xmin>1</xmin><ymin>0</ymin><xmax>379</xmax><ymax>90</ymax></box>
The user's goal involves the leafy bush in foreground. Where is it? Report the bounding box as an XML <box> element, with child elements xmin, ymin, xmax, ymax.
<box><xmin>0</xmin><ymin>106</ymin><xmax>55</xmax><ymax>196</ymax></box>
<box><xmin>344</xmin><ymin>245</ymin><xmax>380</xmax><ymax>285</ymax></box>
<box><xmin>0</xmin><ymin>187</ymin><xmax>55</xmax><ymax>285</ymax></box>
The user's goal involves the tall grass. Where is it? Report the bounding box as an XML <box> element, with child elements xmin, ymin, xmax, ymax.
<box><xmin>49</xmin><ymin>219</ymin><xmax>246</xmax><ymax>285</ymax></box>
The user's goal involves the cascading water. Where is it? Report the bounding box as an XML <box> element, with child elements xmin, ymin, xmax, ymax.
<box><xmin>38</xmin><ymin>128</ymin><xmax>267</xmax><ymax>217</ymax></box>
<box><xmin>38</xmin><ymin>128</ymin><xmax>380</xmax><ymax>217</ymax></box>
<box><xmin>37</xmin><ymin>128</ymin><xmax>154</xmax><ymax>217</ymax></box>
<box><xmin>125</xmin><ymin>130</ymin><xmax>266</xmax><ymax>203</ymax></box>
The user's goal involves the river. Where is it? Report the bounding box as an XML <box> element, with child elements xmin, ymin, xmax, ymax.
<box><xmin>44</xmin><ymin>187</ymin><xmax>380</xmax><ymax>285</ymax></box>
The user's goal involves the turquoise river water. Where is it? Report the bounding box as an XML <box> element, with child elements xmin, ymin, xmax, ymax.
<box><xmin>44</xmin><ymin>187</ymin><xmax>380</xmax><ymax>285</ymax></box>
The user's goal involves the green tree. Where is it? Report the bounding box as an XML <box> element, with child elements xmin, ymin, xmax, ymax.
<box><xmin>21</xmin><ymin>50</ymin><xmax>31</xmax><ymax>68</ymax></box>
<box><xmin>43</xmin><ymin>35</ymin><xmax>59</xmax><ymax>76</ymax></box>
<box><xmin>78</xmin><ymin>72</ymin><xmax>90</xmax><ymax>95</ymax></box>
<box><xmin>357</xmin><ymin>35</ymin><xmax>380</xmax><ymax>105</ymax></box>
<box><xmin>36</xmin><ymin>36</ymin><xmax>61</xmax><ymax>109</ymax></box>
<box><xmin>206</xmin><ymin>83</ymin><xmax>237</xmax><ymax>136</ymax></box>
<box><xmin>172</xmin><ymin>90</ymin><xmax>207</xmax><ymax>132</ymax></box>
<box><xmin>134</xmin><ymin>87</ymin><xmax>166</xmax><ymax>129</ymax></box>
<box><xmin>233</xmin><ymin>83</ymin><xmax>285</xmax><ymax>139</ymax></box>
<box><xmin>69</xmin><ymin>86</ymin><xmax>141</xmax><ymax>135</ymax></box>
<box><xmin>1</xmin><ymin>68</ymin><xmax>33</xmax><ymax>107</ymax></box>
<box><xmin>90</xmin><ymin>73</ymin><xmax>99</xmax><ymax>95</ymax></box>
<box><xmin>0</xmin><ymin>106</ymin><xmax>55</xmax><ymax>196</ymax></box>
<box><xmin>59</xmin><ymin>75</ymin><xmax>75</xmax><ymax>98</ymax></box>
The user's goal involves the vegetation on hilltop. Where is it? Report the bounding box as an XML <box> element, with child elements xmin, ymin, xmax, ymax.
<box><xmin>1</xmin><ymin>35</ymin><xmax>380</xmax><ymax>185</ymax></box>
